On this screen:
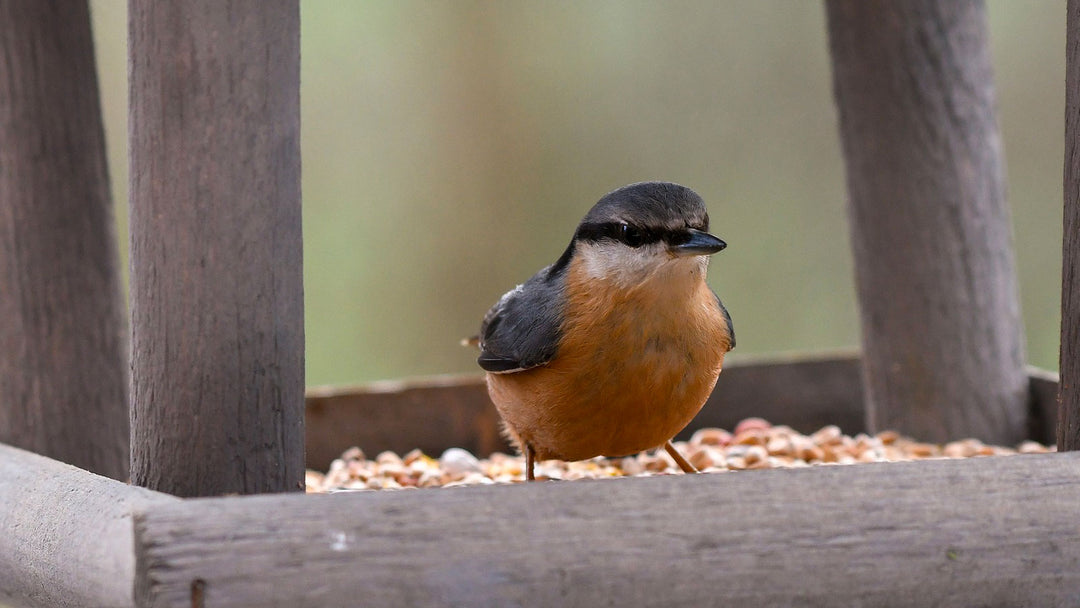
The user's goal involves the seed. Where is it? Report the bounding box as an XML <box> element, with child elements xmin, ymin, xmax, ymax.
<box><xmin>619</xmin><ymin>457</ymin><xmax>644</xmax><ymax>476</ymax></box>
<box><xmin>1018</xmin><ymin>441</ymin><xmax>1051</xmax><ymax>454</ymax></box>
<box><xmin>402</xmin><ymin>448</ymin><xmax>425</xmax><ymax>465</ymax></box>
<box><xmin>908</xmin><ymin>443</ymin><xmax>940</xmax><ymax>458</ymax></box>
<box><xmin>743</xmin><ymin>445</ymin><xmax>768</xmax><ymax>467</ymax></box>
<box><xmin>690</xmin><ymin>427</ymin><xmax>732</xmax><ymax>447</ymax></box>
<box><xmin>811</xmin><ymin>425</ymin><xmax>842</xmax><ymax>446</ymax></box>
<box><xmin>734</xmin><ymin>417</ymin><xmax>772</xmax><ymax>435</ymax></box>
<box><xmin>311</xmin><ymin>420</ymin><xmax>1054</xmax><ymax>492</ymax></box>
<box><xmin>305</xmin><ymin>470</ymin><xmax>325</xmax><ymax>492</ymax></box>
<box><xmin>819</xmin><ymin>445</ymin><xmax>839</xmax><ymax>463</ymax></box>
<box><xmin>439</xmin><ymin>447</ymin><xmax>482</xmax><ymax>476</ymax></box>
<box><xmin>376</xmin><ymin>450</ymin><xmax>403</xmax><ymax>467</ymax></box>
<box><xmin>944</xmin><ymin>440</ymin><xmax>981</xmax><ymax>459</ymax></box>
<box><xmin>732</xmin><ymin>429</ymin><xmax>767</xmax><ymax>446</ymax></box>
<box><xmin>796</xmin><ymin>441</ymin><xmax>824</xmax><ymax>462</ymax></box>
<box><xmin>688</xmin><ymin>448</ymin><xmax>715</xmax><ymax>470</ymax></box>
<box><xmin>766</xmin><ymin>435</ymin><xmax>794</xmax><ymax>457</ymax></box>
<box><xmin>341</xmin><ymin>446</ymin><xmax>364</xmax><ymax>461</ymax></box>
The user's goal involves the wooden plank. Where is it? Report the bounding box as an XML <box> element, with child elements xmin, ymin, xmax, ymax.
<box><xmin>1062</xmin><ymin>0</ymin><xmax>1080</xmax><ymax>451</ymax></box>
<box><xmin>0</xmin><ymin>0</ymin><xmax>128</xmax><ymax>480</ymax></box>
<box><xmin>304</xmin><ymin>353</ymin><xmax>866</xmax><ymax>469</ymax></box>
<box><xmin>137</xmin><ymin>451</ymin><xmax>1080</xmax><ymax>607</ymax></box>
<box><xmin>0</xmin><ymin>443</ymin><xmax>177</xmax><ymax>608</ymax></box>
<box><xmin>826</xmin><ymin>0</ymin><xmax>1028</xmax><ymax>445</ymax></box>
<box><xmin>128</xmin><ymin>0</ymin><xmax>305</xmax><ymax>496</ymax></box>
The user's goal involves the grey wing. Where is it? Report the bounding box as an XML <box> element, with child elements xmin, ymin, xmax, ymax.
<box><xmin>714</xmin><ymin>290</ymin><xmax>735</xmax><ymax>351</ymax></box>
<box><xmin>477</xmin><ymin>268</ymin><xmax>564</xmax><ymax>373</ymax></box>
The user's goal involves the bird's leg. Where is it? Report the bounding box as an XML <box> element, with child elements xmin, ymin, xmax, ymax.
<box><xmin>525</xmin><ymin>443</ymin><xmax>536</xmax><ymax>481</ymax></box>
<box><xmin>664</xmin><ymin>440</ymin><xmax>698</xmax><ymax>474</ymax></box>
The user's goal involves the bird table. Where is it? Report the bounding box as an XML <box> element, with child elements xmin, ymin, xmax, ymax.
<box><xmin>1</xmin><ymin>353</ymin><xmax>1072</xmax><ymax>608</ymax></box>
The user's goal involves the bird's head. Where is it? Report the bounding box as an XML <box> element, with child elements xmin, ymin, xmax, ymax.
<box><xmin>559</xmin><ymin>182</ymin><xmax>726</xmax><ymax>288</ymax></box>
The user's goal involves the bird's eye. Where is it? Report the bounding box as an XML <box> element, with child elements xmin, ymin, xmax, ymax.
<box><xmin>619</xmin><ymin>223</ymin><xmax>646</xmax><ymax>247</ymax></box>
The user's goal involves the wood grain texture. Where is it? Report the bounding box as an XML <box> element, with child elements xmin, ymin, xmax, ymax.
<box><xmin>0</xmin><ymin>1</ymin><xmax>128</xmax><ymax>479</ymax></box>
<box><xmin>1062</xmin><ymin>0</ymin><xmax>1080</xmax><ymax>451</ymax></box>
<box><xmin>826</xmin><ymin>0</ymin><xmax>1028</xmax><ymax>445</ymax></box>
<box><xmin>136</xmin><ymin>451</ymin><xmax>1080</xmax><ymax>607</ymax></box>
<box><xmin>128</xmin><ymin>0</ymin><xmax>305</xmax><ymax>496</ymax></box>
<box><xmin>0</xmin><ymin>443</ymin><xmax>177</xmax><ymax>608</ymax></box>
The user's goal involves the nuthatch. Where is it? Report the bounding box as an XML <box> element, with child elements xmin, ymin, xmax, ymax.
<box><xmin>473</xmin><ymin>182</ymin><xmax>734</xmax><ymax>481</ymax></box>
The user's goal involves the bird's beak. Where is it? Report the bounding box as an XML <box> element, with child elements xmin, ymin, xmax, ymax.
<box><xmin>671</xmin><ymin>229</ymin><xmax>726</xmax><ymax>257</ymax></box>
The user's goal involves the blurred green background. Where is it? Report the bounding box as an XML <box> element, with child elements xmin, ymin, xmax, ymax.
<box><xmin>88</xmin><ymin>2</ymin><xmax>1063</xmax><ymax>387</ymax></box>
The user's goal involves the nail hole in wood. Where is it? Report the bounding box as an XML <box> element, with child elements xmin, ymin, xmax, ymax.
<box><xmin>191</xmin><ymin>578</ymin><xmax>206</xmax><ymax>608</ymax></box>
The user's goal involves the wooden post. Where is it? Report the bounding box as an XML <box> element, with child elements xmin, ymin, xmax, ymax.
<box><xmin>0</xmin><ymin>1</ymin><xmax>128</xmax><ymax>480</ymax></box>
<box><xmin>129</xmin><ymin>0</ymin><xmax>304</xmax><ymax>496</ymax></box>
<box><xmin>1063</xmin><ymin>0</ymin><xmax>1080</xmax><ymax>452</ymax></box>
<box><xmin>826</xmin><ymin>0</ymin><xmax>1028</xmax><ymax>445</ymax></box>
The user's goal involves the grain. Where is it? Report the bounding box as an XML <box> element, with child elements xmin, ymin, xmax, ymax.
<box><xmin>306</xmin><ymin>419</ymin><xmax>1056</xmax><ymax>493</ymax></box>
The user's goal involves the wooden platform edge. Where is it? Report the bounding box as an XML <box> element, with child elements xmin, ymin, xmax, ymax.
<box><xmin>0</xmin><ymin>443</ymin><xmax>178</xmax><ymax>608</ymax></box>
<box><xmin>135</xmin><ymin>451</ymin><xmax>1080</xmax><ymax>607</ymax></box>
<box><xmin>304</xmin><ymin>353</ymin><xmax>1059</xmax><ymax>469</ymax></box>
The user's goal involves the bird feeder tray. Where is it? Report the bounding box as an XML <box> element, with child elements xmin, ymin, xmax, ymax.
<box><xmin>0</xmin><ymin>353</ymin><xmax>1071</xmax><ymax>608</ymax></box>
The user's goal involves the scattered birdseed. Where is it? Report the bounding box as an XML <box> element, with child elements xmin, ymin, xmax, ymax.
<box><xmin>305</xmin><ymin>418</ymin><xmax>1055</xmax><ymax>493</ymax></box>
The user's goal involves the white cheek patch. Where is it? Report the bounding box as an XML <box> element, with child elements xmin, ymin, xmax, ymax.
<box><xmin>577</xmin><ymin>241</ymin><xmax>694</xmax><ymax>287</ymax></box>
<box><xmin>578</xmin><ymin>241</ymin><xmax>712</xmax><ymax>289</ymax></box>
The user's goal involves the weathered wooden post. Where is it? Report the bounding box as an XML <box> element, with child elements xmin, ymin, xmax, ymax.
<box><xmin>129</xmin><ymin>0</ymin><xmax>304</xmax><ymax>496</ymax></box>
<box><xmin>1062</xmin><ymin>0</ymin><xmax>1080</xmax><ymax>452</ymax></box>
<box><xmin>826</xmin><ymin>0</ymin><xmax>1028</xmax><ymax>445</ymax></box>
<box><xmin>0</xmin><ymin>1</ymin><xmax>128</xmax><ymax>480</ymax></box>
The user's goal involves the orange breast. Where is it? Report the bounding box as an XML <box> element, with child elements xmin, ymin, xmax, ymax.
<box><xmin>487</xmin><ymin>256</ymin><xmax>732</xmax><ymax>461</ymax></box>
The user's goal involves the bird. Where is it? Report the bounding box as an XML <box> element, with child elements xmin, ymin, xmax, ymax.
<box><xmin>472</xmin><ymin>181</ymin><xmax>734</xmax><ymax>481</ymax></box>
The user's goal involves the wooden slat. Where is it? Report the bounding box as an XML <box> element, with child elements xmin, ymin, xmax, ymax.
<box><xmin>0</xmin><ymin>443</ymin><xmax>177</xmax><ymax>608</ymax></box>
<box><xmin>137</xmin><ymin>451</ymin><xmax>1080</xmax><ymax>607</ymax></box>
<box><xmin>304</xmin><ymin>353</ymin><xmax>866</xmax><ymax>469</ymax></box>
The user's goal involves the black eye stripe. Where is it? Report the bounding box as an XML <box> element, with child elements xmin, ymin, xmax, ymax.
<box><xmin>576</xmin><ymin>221</ymin><xmax>697</xmax><ymax>247</ymax></box>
